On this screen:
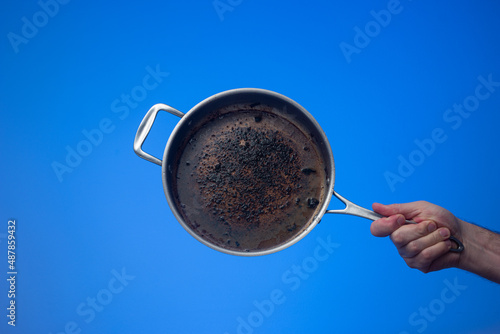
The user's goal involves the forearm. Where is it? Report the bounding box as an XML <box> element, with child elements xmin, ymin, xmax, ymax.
<box><xmin>457</xmin><ymin>219</ymin><xmax>500</xmax><ymax>284</ymax></box>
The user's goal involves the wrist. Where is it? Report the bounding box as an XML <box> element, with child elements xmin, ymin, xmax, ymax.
<box><xmin>456</xmin><ymin>219</ymin><xmax>500</xmax><ymax>284</ymax></box>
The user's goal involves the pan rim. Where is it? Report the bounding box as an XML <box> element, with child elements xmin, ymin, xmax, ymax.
<box><xmin>162</xmin><ymin>88</ymin><xmax>335</xmax><ymax>256</ymax></box>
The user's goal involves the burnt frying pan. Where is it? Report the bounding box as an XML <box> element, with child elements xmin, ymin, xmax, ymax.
<box><xmin>133</xmin><ymin>88</ymin><xmax>464</xmax><ymax>256</ymax></box>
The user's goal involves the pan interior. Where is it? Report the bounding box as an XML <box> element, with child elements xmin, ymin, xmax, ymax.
<box><xmin>171</xmin><ymin>102</ymin><xmax>328</xmax><ymax>254</ymax></box>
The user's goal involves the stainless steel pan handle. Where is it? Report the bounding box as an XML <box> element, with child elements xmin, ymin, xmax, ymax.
<box><xmin>133</xmin><ymin>103</ymin><xmax>184</xmax><ymax>166</ymax></box>
<box><xmin>326</xmin><ymin>191</ymin><xmax>464</xmax><ymax>253</ymax></box>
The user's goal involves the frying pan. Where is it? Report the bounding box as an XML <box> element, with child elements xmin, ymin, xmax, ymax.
<box><xmin>133</xmin><ymin>88</ymin><xmax>464</xmax><ymax>256</ymax></box>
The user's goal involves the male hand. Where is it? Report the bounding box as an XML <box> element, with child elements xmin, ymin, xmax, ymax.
<box><xmin>370</xmin><ymin>201</ymin><xmax>463</xmax><ymax>273</ymax></box>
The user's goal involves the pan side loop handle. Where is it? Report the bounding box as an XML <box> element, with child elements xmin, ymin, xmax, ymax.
<box><xmin>326</xmin><ymin>191</ymin><xmax>464</xmax><ymax>253</ymax></box>
<box><xmin>133</xmin><ymin>103</ymin><xmax>184</xmax><ymax>166</ymax></box>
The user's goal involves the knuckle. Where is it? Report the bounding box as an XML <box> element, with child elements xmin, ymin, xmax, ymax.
<box><xmin>434</xmin><ymin>230</ymin><xmax>445</xmax><ymax>243</ymax></box>
<box><xmin>419</xmin><ymin>248</ymin><xmax>435</xmax><ymax>262</ymax></box>
<box><xmin>420</xmin><ymin>267</ymin><xmax>430</xmax><ymax>274</ymax></box>
<box><xmin>405</xmin><ymin>258</ymin><xmax>418</xmax><ymax>269</ymax></box>
<box><xmin>406</xmin><ymin>240</ymin><xmax>420</xmax><ymax>255</ymax></box>
<box><xmin>417</xmin><ymin>222</ymin><xmax>428</xmax><ymax>235</ymax></box>
<box><xmin>404</xmin><ymin>258</ymin><xmax>414</xmax><ymax>267</ymax></box>
<box><xmin>405</xmin><ymin>257</ymin><xmax>430</xmax><ymax>273</ymax></box>
<box><xmin>392</xmin><ymin>203</ymin><xmax>402</xmax><ymax>214</ymax></box>
<box><xmin>391</xmin><ymin>230</ymin><xmax>405</xmax><ymax>245</ymax></box>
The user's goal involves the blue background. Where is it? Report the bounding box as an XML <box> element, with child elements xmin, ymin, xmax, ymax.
<box><xmin>2</xmin><ymin>0</ymin><xmax>500</xmax><ymax>333</ymax></box>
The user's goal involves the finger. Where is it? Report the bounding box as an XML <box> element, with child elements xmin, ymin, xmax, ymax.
<box><xmin>398</xmin><ymin>226</ymin><xmax>451</xmax><ymax>258</ymax></box>
<box><xmin>403</xmin><ymin>239</ymin><xmax>452</xmax><ymax>273</ymax></box>
<box><xmin>370</xmin><ymin>214</ymin><xmax>405</xmax><ymax>237</ymax></box>
<box><xmin>390</xmin><ymin>220</ymin><xmax>442</xmax><ymax>248</ymax></box>
<box><xmin>372</xmin><ymin>202</ymin><xmax>427</xmax><ymax>221</ymax></box>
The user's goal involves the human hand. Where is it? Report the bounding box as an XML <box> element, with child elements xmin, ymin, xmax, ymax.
<box><xmin>370</xmin><ymin>201</ymin><xmax>463</xmax><ymax>273</ymax></box>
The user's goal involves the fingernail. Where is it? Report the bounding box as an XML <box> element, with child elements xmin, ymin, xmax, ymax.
<box><xmin>397</xmin><ymin>216</ymin><xmax>405</xmax><ymax>226</ymax></box>
<box><xmin>445</xmin><ymin>239</ymin><xmax>452</xmax><ymax>249</ymax></box>
<box><xmin>427</xmin><ymin>222</ymin><xmax>437</xmax><ymax>233</ymax></box>
<box><xmin>439</xmin><ymin>228</ymin><xmax>450</xmax><ymax>238</ymax></box>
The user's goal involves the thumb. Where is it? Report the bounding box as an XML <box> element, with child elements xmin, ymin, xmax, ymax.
<box><xmin>372</xmin><ymin>202</ymin><xmax>423</xmax><ymax>221</ymax></box>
